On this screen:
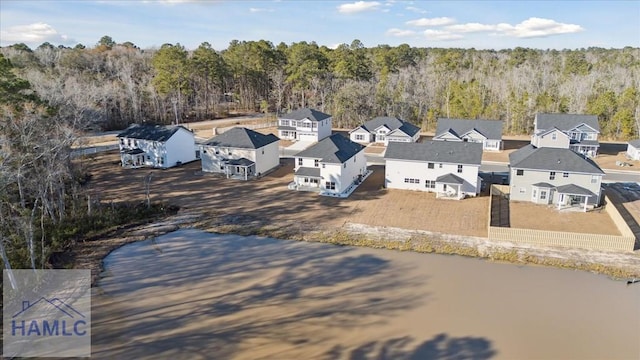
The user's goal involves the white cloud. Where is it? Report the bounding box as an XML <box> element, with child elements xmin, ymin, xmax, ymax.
<box><xmin>249</xmin><ymin>7</ymin><xmax>274</xmax><ymax>13</ymax></box>
<box><xmin>386</xmin><ymin>28</ymin><xmax>416</xmax><ymax>37</ymax></box>
<box><xmin>406</xmin><ymin>17</ymin><xmax>456</xmax><ymax>27</ymax></box>
<box><xmin>0</xmin><ymin>22</ymin><xmax>74</xmax><ymax>45</ymax></box>
<box><xmin>337</xmin><ymin>1</ymin><xmax>381</xmax><ymax>14</ymax></box>
<box><xmin>445</xmin><ymin>22</ymin><xmax>497</xmax><ymax>33</ymax></box>
<box><xmin>405</xmin><ymin>6</ymin><xmax>427</xmax><ymax>14</ymax></box>
<box><xmin>496</xmin><ymin>17</ymin><xmax>584</xmax><ymax>38</ymax></box>
<box><xmin>423</xmin><ymin>29</ymin><xmax>463</xmax><ymax>41</ymax></box>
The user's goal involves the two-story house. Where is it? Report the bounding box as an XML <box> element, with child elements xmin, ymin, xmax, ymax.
<box><xmin>291</xmin><ymin>134</ymin><xmax>368</xmax><ymax>197</ymax></box>
<box><xmin>200</xmin><ymin>127</ymin><xmax>280</xmax><ymax>180</ymax></box>
<box><xmin>117</xmin><ymin>124</ymin><xmax>196</xmax><ymax>168</ymax></box>
<box><xmin>433</xmin><ymin>118</ymin><xmax>503</xmax><ymax>151</ymax></box>
<box><xmin>277</xmin><ymin>108</ymin><xmax>332</xmax><ymax>142</ymax></box>
<box><xmin>384</xmin><ymin>141</ymin><xmax>483</xmax><ymax>199</ymax></box>
<box><xmin>349</xmin><ymin>116</ymin><xmax>421</xmax><ymax>145</ymax></box>
<box><xmin>532</xmin><ymin>113</ymin><xmax>600</xmax><ymax>158</ymax></box>
<box><xmin>509</xmin><ymin>145</ymin><xmax>604</xmax><ymax>211</ymax></box>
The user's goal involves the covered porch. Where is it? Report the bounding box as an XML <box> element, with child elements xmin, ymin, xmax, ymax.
<box><xmin>290</xmin><ymin>167</ymin><xmax>322</xmax><ymax>192</ymax></box>
<box><xmin>224</xmin><ymin>158</ymin><xmax>255</xmax><ymax>180</ymax></box>
<box><xmin>570</xmin><ymin>140</ymin><xmax>599</xmax><ymax>158</ymax></box>
<box><xmin>121</xmin><ymin>148</ymin><xmax>146</xmax><ymax>168</ymax></box>
<box><xmin>555</xmin><ymin>184</ymin><xmax>596</xmax><ymax>212</ymax></box>
<box><xmin>435</xmin><ymin>173</ymin><xmax>465</xmax><ymax>200</ymax></box>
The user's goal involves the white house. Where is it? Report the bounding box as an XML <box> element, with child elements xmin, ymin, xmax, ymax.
<box><xmin>349</xmin><ymin>116</ymin><xmax>421</xmax><ymax>146</ymax></box>
<box><xmin>384</xmin><ymin>141</ymin><xmax>483</xmax><ymax>199</ymax></box>
<box><xmin>200</xmin><ymin>127</ymin><xmax>280</xmax><ymax>180</ymax></box>
<box><xmin>291</xmin><ymin>134</ymin><xmax>368</xmax><ymax>197</ymax></box>
<box><xmin>433</xmin><ymin>118</ymin><xmax>503</xmax><ymax>151</ymax></box>
<box><xmin>509</xmin><ymin>145</ymin><xmax>604</xmax><ymax>211</ymax></box>
<box><xmin>627</xmin><ymin>139</ymin><xmax>640</xmax><ymax>161</ymax></box>
<box><xmin>117</xmin><ymin>124</ymin><xmax>196</xmax><ymax>169</ymax></box>
<box><xmin>277</xmin><ymin>108</ymin><xmax>332</xmax><ymax>142</ymax></box>
<box><xmin>532</xmin><ymin>113</ymin><xmax>600</xmax><ymax>158</ymax></box>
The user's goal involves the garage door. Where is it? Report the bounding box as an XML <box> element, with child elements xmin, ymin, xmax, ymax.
<box><xmin>298</xmin><ymin>133</ymin><xmax>317</xmax><ymax>142</ymax></box>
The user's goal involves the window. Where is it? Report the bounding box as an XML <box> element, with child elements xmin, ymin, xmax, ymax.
<box><xmin>425</xmin><ymin>180</ymin><xmax>436</xmax><ymax>189</ymax></box>
<box><xmin>314</xmin><ymin>159</ymin><xmax>319</xmax><ymax>167</ymax></box>
<box><xmin>120</xmin><ymin>138</ymin><xmax>125</xmax><ymax>145</ymax></box>
<box><xmin>262</xmin><ymin>149</ymin><xmax>264</xmax><ymax>155</ymax></box>
<box><xmin>516</xmin><ymin>169</ymin><xmax>524</xmax><ymax>176</ymax></box>
<box><xmin>519</xmin><ymin>187</ymin><xmax>526</xmax><ymax>194</ymax></box>
<box><xmin>563</xmin><ymin>172</ymin><xmax>569</xmax><ymax>178</ymax></box>
<box><xmin>457</xmin><ymin>165</ymin><xmax>463</xmax><ymax>173</ymax></box>
<box><xmin>298</xmin><ymin>158</ymin><xmax>303</xmax><ymax>166</ymax></box>
<box><xmin>159</xmin><ymin>157</ymin><xmax>164</xmax><ymax>165</ymax></box>
<box><xmin>532</xmin><ymin>189</ymin><xmax>538</xmax><ymax>198</ymax></box>
<box><xmin>428</xmin><ymin>163</ymin><xmax>434</xmax><ymax>169</ymax></box>
<box><xmin>540</xmin><ymin>191</ymin><xmax>547</xmax><ymax>200</ymax></box>
<box><xmin>591</xmin><ymin>175</ymin><xmax>599</xmax><ymax>184</ymax></box>
<box><xmin>325</xmin><ymin>181</ymin><xmax>336</xmax><ymax>190</ymax></box>
<box><xmin>439</xmin><ymin>163</ymin><xmax>443</xmax><ymax>168</ymax></box>
<box><xmin>355</xmin><ymin>134</ymin><xmax>365</xmax><ymax>141</ymax></box>
<box><xmin>220</xmin><ymin>165</ymin><xmax>224</xmax><ymax>170</ymax></box>
<box><xmin>281</xmin><ymin>120</ymin><xmax>289</xmax><ymax>126</ymax></box>
<box><xmin>322</xmin><ymin>164</ymin><xmax>325</xmax><ymax>168</ymax></box>
<box><xmin>549</xmin><ymin>171</ymin><xmax>556</xmax><ymax>180</ymax></box>
<box><xmin>343</xmin><ymin>163</ymin><xmax>346</xmax><ymax>168</ymax></box>
<box><xmin>552</xmin><ymin>133</ymin><xmax>557</xmax><ymax>140</ymax></box>
<box><xmin>404</xmin><ymin>178</ymin><xmax>419</xmax><ymax>184</ymax></box>
<box><xmin>146</xmin><ymin>155</ymin><xmax>151</xmax><ymax>160</ymax></box>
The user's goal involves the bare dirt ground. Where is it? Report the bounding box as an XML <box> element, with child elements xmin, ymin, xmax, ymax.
<box><xmin>82</xmin><ymin>152</ymin><xmax>489</xmax><ymax>237</ymax></box>
<box><xmin>364</xmin><ymin>145</ymin><xmax>385</xmax><ymax>154</ymax></box>
<box><xmin>508</xmin><ymin>201</ymin><xmax>620</xmax><ymax>235</ymax></box>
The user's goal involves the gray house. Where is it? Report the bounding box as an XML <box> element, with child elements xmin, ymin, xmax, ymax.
<box><xmin>509</xmin><ymin>145</ymin><xmax>604</xmax><ymax>211</ymax></box>
<box><xmin>433</xmin><ymin>118</ymin><xmax>503</xmax><ymax>151</ymax></box>
<box><xmin>349</xmin><ymin>116</ymin><xmax>421</xmax><ymax>145</ymax></box>
<box><xmin>532</xmin><ymin>113</ymin><xmax>600</xmax><ymax>158</ymax></box>
<box><xmin>200</xmin><ymin>127</ymin><xmax>279</xmax><ymax>180</ymax></box>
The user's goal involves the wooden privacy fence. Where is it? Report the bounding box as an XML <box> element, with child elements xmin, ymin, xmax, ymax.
<box><xmin>488</xmin><ymin>185</ymin><xmax>636</xmax><ymax>252</ymax></box>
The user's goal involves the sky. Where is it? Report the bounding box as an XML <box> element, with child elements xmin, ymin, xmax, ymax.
<box><xmin>1</xmin><ymin>0</ymin><xmax>639</xmax><ymax>51</ymax></box>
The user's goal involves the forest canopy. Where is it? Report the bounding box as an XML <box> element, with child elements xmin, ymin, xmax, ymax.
<box><xmin>1</xmin><ymin>39</ymin><xmax>639</xmax><ymax>139</ymax></box>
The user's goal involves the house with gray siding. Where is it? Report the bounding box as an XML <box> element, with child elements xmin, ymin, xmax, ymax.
<box><xmin>200</xmin><ymin>127</ymin><xmax>279</xmax><ymax>180</ymax></box>
<box><xmin>349</xmin><ymin>116</ymin><xmax>420</xmax><ymax>146</ymax></box>
<box><xmin>291</xmin><ymin>134</ymin><xmax>368</xmax><ymax>197</ymax></box>
<box><xmin>509</xmin><ymin>145</ymin><xmax>604</xmax><ymax>211</ymax></box>
<box><xmin>532</xmin><ymin>113</ymin><xmax>600</xmax><ymax>158</ymax></box>
<box><xmin>433</xmin><ymin>118</ymin><xmax>503</xmax><ymax>151</ymax></box>
<box><xmin>277</xmin><ymin>108</ymin><xmax>332</xmax><ymax>142</ymax></box>
<box><xmin>117</xmin><ymin>124</ymin><xmax>196</xmax><ymax>169</ymax></box>
<box><xmin>384</xmin><ymin>141</ymin><xmax>483</xmax><ymax>199</ymax></box>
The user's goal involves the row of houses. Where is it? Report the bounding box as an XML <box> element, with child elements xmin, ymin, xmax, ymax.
<box><xmin>116</xmin><ymin>108</ymin><xmax>633</xmax><ymax>211</ymax></box>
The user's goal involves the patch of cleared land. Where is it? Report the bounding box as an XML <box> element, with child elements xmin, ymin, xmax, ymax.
<box><xmin>508</xmin><ymin>201</ymin><xmax>621</xmax><ymax>235</ymax></box>
<box><xmin>82</xmin><ymin>152</ymin><xmax>489</xmax><ymax>237</ymax></box>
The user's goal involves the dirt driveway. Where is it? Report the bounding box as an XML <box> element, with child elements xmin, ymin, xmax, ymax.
<box><xmin>82</xmin><ymin>152</ymin><xmax>489</xmax><ymax>237</ymax></box>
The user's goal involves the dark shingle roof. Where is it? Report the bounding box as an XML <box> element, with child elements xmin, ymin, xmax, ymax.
<box><xmin>360</xmin><ymin>117</ymin><xmax>420</xmax><ymax>137</ymax></box>
<box><xmin>436</xmin><ymin>173</ymin><xmax>465</xmax><ymax>184</ymax></box>
<box><xmin>294</xmin><ymin>167</ymin><xmax>322</xmax><ymax>177</ymax></box>
<box><xmin>203</xmin><ymin>127</ymin><xmax>278</xmax><ymax>149</ymax></box>
<box><xmin>295</xmin><ymin>134</ymin><xmax>365</xmax><ymax>163</ymax></box>
<box><xmin>278</xmin><ymin>108</ymin><xmax>331</xmax><ymax>122</ymax></box>
<box><xmin>535</xmin><ymin>113</ymin><xmax>600</xmax><ymax>132</ymax></box>
<box><xmin>555</xmin><ymin>184</ymin><xmax>597</xmax><ymax>197</ymax></box>
<box><xmin>435</xmin><ymin>118</ymin><xmax>503</xmax><ymax>141</ymax></box>
<box><xmin>509</xmin><ymin>145</ymin><xmax>604</xmax><ymax>174</ymax></box>
<box><xmin>629</xmin><ymin>139</ymin><xmax>640</xmax><ymax>148</ymax></box>
<box><xmin>226</xmin><ymin>158</ymin><xmax>254</xmax><ymax>166</ymax></box>
<box><xmin>117</xmin><ymin>124</ymin><xmax>188</xmax><ymax>142</ymax></box>
<box><xmin>384</xmin><ymin>140</ymin><xmax>483</xmax><ymax>165</ymax></box>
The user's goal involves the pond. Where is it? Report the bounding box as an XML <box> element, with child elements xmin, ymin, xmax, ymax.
<box><xmin>91</xmin><ymin>229</ymin><xmax>640</xmax><ymax>359</ymax></box>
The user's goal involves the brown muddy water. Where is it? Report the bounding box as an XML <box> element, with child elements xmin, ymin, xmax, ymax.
<box><xmin>92</xmin><ymin>229</ymin><xmax>640</xmax><ymax>360</ymax></box>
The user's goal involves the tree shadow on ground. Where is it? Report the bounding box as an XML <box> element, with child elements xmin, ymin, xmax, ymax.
<box><xmin>326</xmin><ymin>333</ymin><xmax>497</xmax><ymax>360</ymax></box>
<box><xmin>90</xmin><ymin>230</ymin><xmax>428</xmax><ymax>359</ymax></box>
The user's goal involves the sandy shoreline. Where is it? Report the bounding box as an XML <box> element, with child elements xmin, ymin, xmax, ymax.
<box><xmin>74</xmin><ymin>210</ymin><xmax>640</xmax><ymax>286</ymax></box>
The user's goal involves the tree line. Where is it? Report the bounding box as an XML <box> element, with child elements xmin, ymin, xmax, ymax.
<box><xmin>2</xmin><ymin>37</ymin><xmax>639</xmax><ymax>138</ymax></box>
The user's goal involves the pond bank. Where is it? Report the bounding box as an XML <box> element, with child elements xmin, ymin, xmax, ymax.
<box><xmin>74</xmin><ymin>210</ymin><xmax>640</xmax><ymax>285</ymax></box>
